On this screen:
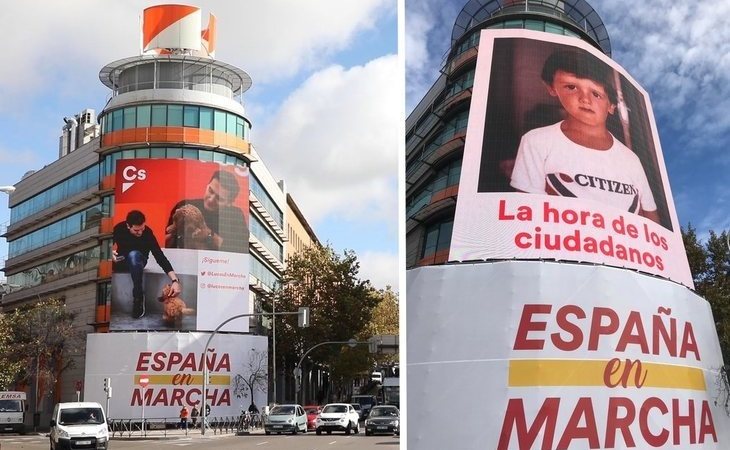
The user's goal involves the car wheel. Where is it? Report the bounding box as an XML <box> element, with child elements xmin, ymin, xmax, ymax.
<box><xmin>265</xmin><ymin>431</ymin><xmax>271</xmax><ymax>435</ymax></box>
<box><xmin>365</xmin><ymin>429</ymin><xmax>372</xmax><ymax>436</ymax></box>
<box><xmin>316</xmin><ymin>429</ymin><xmax>322</xmax><ymax>435</ymax></box>
<box><xmin>345</xmin><ymin>422</ymin><xmax>351</xmax><ymax>435</ymax></box>
<box><xmin>293</xmin><ymin>426</ymin><xmax>298</xmax><ymax>435</ymax></box>
<box><xmin>327</xmin><ymin>430</ymin><xmax>332</xmax><ymax>435</ymax></box>
<box><xmin>354</xmin><ymin>421</ymin><xmax>360</xmax><ymax>434</ymax></box>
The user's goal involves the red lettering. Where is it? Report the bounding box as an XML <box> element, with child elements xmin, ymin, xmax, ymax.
<box><xmin>515</xmin><ymin>232</ymin><xmax>531</xmax><ymax>249</ymax></box>
<box><xmin>136</xmin><ymin>352</ymin><xmax>151</xmax><ymax>371</ymax></box>
<box><xmin>605</xmin><ymin>397</ymin><xmax>636</xmax><ymax>448</ymax></box>
<box><xmin>180</xmin><ymin>353</ymin><xmax>197</xmax><ymax>371</ymax></box>
<box><xmin>556</xmin><ymin>398</ymin><xmax>599</xmax><ymax>449</ymax></box>
<box><xmin>169</xmin><ymin>389</ymin><xmax>185</xmax><ymax>407</ymax></box>
<box><xmin>680</xmin><ymin>324</ymin><xmax>700</xmax><ymax>361</ymax></box>
<box><xmin>672</xmin><ymin>398</ymin><xmax>696</xmax><ymax>445</ymax></box>
<box><xmin>699</xmin><ymin>400</ymin><xmax>717</xmax><ymax>443</ymax></box>
<box><xmin>588</xmin><ymin>307</ymin><xmax>619</xmax><ymax>351</ymax></box>
<box><xmin>616</xmin><ymin>311</ymin><xmax>649</xmax><ymax>353</ymax></box>
<box><xmin>551</xmin><ymin>305</ymin><xmax>585</xmax><ymax>351</ymax></box>
<box><xmin>498</xmin><ymin>199</ymin><xmax>515</xmax><ymax>220</ymax></box>
<box><xmin>602</xmin><ymin>359</ymin><xmax>647</xmax><ymax>388</ymax></box>
<box><xmin>639</xmin><ymin>397</ymin><xmax>668</xmax><ymax>447</ymax></box>
<box><xmin>652</xmin><ymin>314</ymin><xmax>677</xmax><ymax>357</ymax></box>
<box><xmin>498</xmin><ymin>398</ymin><xmax>558</xmax><ymax>450</ymax></box>
<box><xmin>152</xmin><ymin>352</ymin><xmax>165</xmax><ymax>371</ymax></box>
<box><xmin>514</xmin><ymin>305</ymin><xmax>551</xmax><ymax>350</ymax></box>
<box><xmin>168</xmin><ymin>352</ymin><xmax>183</xmax><ymax>370</ymax></box>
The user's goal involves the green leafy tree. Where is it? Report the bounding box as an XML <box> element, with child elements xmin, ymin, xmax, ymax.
<box><xmin>232</xmin><ymin>348</ymin><xmax>268</xmax><ymax>409</ymax></box>
<box><xmin>9</xmin><ymin>298</ymin><xmax>83</xmax><ymax>411</ymax></box>
<box><xmin>0</xmin><ymin>313</ymin><xmax>23</xmax><ymax>389</ymax></box>
<box><xmin>363</xmin><ymin>286</ymin><xmax>399</xmax><ymax>367</ymax></box>
<box><xmin>682</xmin><ymin>226</ymin><xmax>730</xmax><ymax>411</ymax></box>
<box><xmin>268</xmin><ymin>244</ymin><xmax>379</xmax><ymax>401</ymax></box>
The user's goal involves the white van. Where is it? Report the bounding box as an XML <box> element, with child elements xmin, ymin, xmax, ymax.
<box><xmin>49</xmin><ymin>402</ymin><xmax>109</xmax><ymax>450</ymax></box>
<box><xmin>0</xmin><ymin>391</ymin><xmax>26</xmax><ymax>433</ymax></box>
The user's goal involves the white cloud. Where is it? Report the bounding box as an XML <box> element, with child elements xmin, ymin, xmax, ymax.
<box><xmin>358</xmin><ymin>250</ymin><xmax>399</xmax><ymax>290</ymax></box>
<box><xmin>256</xmin><ymin>55</ymin><xmax>399</xmax><ymax>227</ymax></box>
<box><xmin>0</xmin><ymin>0</ymin><xmax>395</xmax><ymax>105</ymax></box>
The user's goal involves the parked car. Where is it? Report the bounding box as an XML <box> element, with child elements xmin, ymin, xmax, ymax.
<box><xmin>303</xmin><ymin>405</ymin><xmax>321</xmax><ymax>431</ymax></box>
<box><xmin>316</xmin><ymin>403</ymin><xmax>360</xmax><ymax>435</ymax></box>
<box><xmin>264</xmin><ymin>404</ymin><xmax>307</xmax><ymax>435</ymax></box>
<box><xmin>49</xmin><ymin>402</ymin><xmax>109</xmax><ymax>450</ymax></box>
<box><xmin>352</xmin><ymin>403</ymin><xmax>365</xmax><ymax>420</ymax></box>
<box><xmin>364</xmin><ymin>405</ymin><xmax>400</xmax><ymax>436</ymax></box>
<box><xmin>350</xmin><ymin>394</ymin><xmax>378</xmax><ymax>418</ymax></box>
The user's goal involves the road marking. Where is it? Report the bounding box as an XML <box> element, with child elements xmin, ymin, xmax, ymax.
<box><xmin>329</xmin><ymin>440</ymin><xmax>337</xmax><ymax>445</ymax></box>
<box><xmin>256</xmin><ymin>441</ymin><xmax>268</xmax><ymax>445</ymax></box>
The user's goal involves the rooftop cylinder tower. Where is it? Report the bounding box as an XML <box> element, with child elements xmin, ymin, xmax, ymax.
<box><xmin>406</xmin><ymin>1</ymin><xmax>729</xmax><ymax>448</ymax></box>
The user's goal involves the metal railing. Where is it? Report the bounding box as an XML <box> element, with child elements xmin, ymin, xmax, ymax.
<box><xmin>108</xmin><ymin>415</ymin><xmax>245</xmax><ymax>438</ymax></box>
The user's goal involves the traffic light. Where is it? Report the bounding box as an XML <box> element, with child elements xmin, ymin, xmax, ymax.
<box><xmin>298</xmin><ymin>307</ymin><xmax>310</xmax><ymax>328</ymax></box>
<box><xmin>103</xmin><ymin>377</ymin><xmax>110</xmax><ymax>392</ymax></box>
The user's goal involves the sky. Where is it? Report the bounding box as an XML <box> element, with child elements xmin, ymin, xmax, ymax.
<box><xmin>406</xmin><ymin>0</ymin><xmax>730</xmax><ymax>241</ymax></box>
<box><xmin>0</xmin><ymin>1</ymin><xmax>399</xmax><ymax>290</ymax></box>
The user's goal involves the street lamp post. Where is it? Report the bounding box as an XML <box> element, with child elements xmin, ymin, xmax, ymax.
<box><xmin>294</xmin><ymin>339</ymin><xmax>375</xmax><ymax>405</ymax></box>
<box><xmin>201</xmin><ymin>307</ymin><xmax>308</xmax><ymax>435</ymax></box>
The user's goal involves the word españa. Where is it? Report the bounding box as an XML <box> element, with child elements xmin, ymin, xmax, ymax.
<box><xmin>136</xmin><ymin>350</ymin><xmax>231</xmax><ymax>372</ymax></box>
<box><xmin>515</xmin><ymin>304</ymin><xmax>699</xmax><ymax>360</ymax></box>
<box><xmin>498</xmin><ymin>200</ymin><xmax>668</xmax><ymax>271</ymax></box>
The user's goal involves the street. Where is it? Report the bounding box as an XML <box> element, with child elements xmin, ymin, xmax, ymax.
<box><xmin>0</xmin><ymin>432</ymin><xmax>399</xmax><ymax>449</ymax></box>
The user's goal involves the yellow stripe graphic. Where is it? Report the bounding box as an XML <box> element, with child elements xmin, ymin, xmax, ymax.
<box><xmin>134</xmin><ymin>374</ymin><xmax>230</xmax><ymax>386</ymax></box>
<box><xmin>509</xmin><ymin>359</ymin><xmax>705</xmax><ymax>391</ymax></box>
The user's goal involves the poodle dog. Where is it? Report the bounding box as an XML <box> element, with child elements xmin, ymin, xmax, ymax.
<box><xmin>166</xmin><ymin>204</ymin><xmax>216</xmax><ymax>250</ymax></box>
<box><xmin>158</xmin><ymin>284</ymin><xmax>195</xmax><ymax>327</ymax></box>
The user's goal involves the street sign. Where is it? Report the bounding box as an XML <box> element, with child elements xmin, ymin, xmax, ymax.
<box><xmin>139</xmin><ymin>375</ymin><xmax>150</xmax><ymax>388</ymax></box>
<box><xmin>347</xmin><ymin>338</ymin><xmax>357</xmax><ymax>348</ymax></box>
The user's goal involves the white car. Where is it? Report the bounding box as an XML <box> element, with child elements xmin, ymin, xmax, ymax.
<box><xmin>264</xmin><ymin>404</ymin><xmax>307</xmax><ymax>435</ymax></box>
<box><xmin>316</xmin><ymin>403</ymin><xmax>360</xmax><ymax>435</ymax></box>
<box><xmin>49</xmin><ymin>402</ymin><xmax>109</xmax><ymax>450</ymax></box>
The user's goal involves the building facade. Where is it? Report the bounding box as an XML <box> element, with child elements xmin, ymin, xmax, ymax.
<box><xmin>407</xmin><ymin>1</ymin><xmax>728</xmax><ymax>448</ymax></box>
<box><xmin>406</xmin><ymin>0</ymin><xmax>610</xmax><ymax>267</ymax></box>
<box><xmin>1</xmin><ymin>5</ymin><xmax>296</xmax><ymax>425</ymax></box>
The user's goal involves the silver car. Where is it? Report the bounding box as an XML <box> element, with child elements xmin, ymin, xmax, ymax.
<box><xmin>264</xmin><ymin>404</ymin><xmax>307</xmax><ymax>435</ymax></box>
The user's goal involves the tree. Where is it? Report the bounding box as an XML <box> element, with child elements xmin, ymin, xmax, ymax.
<box><xmin>363</xmin><ymin>286</ymin><xmax>399</xmax><ymax>367</ymax></box>
<box><xmin>232</xmin><ymin>349</ymin><xmax>268</xmax><ymax>409</ymax></box>
<box><xmin>9</xmin><ymin>298</ymin><xmax>83</xmax><ymax>412</ymax></box>
<box><xmin>682</xmin><ymin>225</ymin><xmax>730</xmax><ymax>412</ymax></box>
<box><xmin>0</xmin><ymin>313</ymin><xmax>23</xmax><ymax>389</ymax></box>
<box><xmin>268</xmin><ymin>244</ymin><xmax>379</xmax><ymax>401</ymax></box>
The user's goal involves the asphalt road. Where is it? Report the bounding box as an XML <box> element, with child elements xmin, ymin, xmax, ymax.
<box><xmin>0</xmin><ymin>432</ymin><xmax>399</xmax><ymax>449</ymax></box>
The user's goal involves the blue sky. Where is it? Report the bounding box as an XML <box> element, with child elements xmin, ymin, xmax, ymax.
<box><xmin>0</xmin><ymin>1</ymin><xmax>399</xmax><ymax>289</ymax></box>
<box><xmin>406</xmin><ymin>0</ymin><xmax>730</xmax><ymax>241</ymax></box>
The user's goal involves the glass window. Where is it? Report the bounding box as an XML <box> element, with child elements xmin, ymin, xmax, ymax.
<box><xmin>150</xmin><ymin>147</ymin><xmax>166</xmax><ymax>158</ymax></box>
<box><xmin>123</xmin><ymin>107</ymin><xmax>136</xmax><ymax>129</ymax></box>
<box><xmin>137</xmin><ymin>105</ymin><xmax>151</xmax><ymax>127</ymax></box>
<box><xmin>200</xmin><ymin>107</ymin><xmax>214</xmax><ymax>130</ymax></box>
<box><xmin>135</xmin><ymin>148</ymin><xmax>150</xmax><ymax>159</ymax></box>
<box><xmin>183</xmin><ymin>148</ymin><xmax>198</xmax><ymax>159</ymax></box>
<box><xmin>213</xmin><ymin>152</ymin><xmax>226</xmax><ymax>164</ymax></box>
<box><xmin>199</xmin><ymin>150</ymin><xmax>213</xmax><ymax>161</ymax></box>
<box><xmin>214</xmin><ymin>111</ymin><xmax>227</xmax><ymax>132</ymax></box>
<box><xmin>236</xmin><ymin>117</ymin><xmax>244</xmax><ymax>138</ymax></box>
<box><xmin>226</xmin><ymin>114</ymin><xmax>237</xmax><ymax>135</ymax></box>
<box><xmin>168</xmin><ymin>105</ymin><xmax>183</xmax><ymax>126</ymax></box>
<box><xmin>151</xmin><ymin>105</ymin><xmax>167</xmax><ymax>126</ymax></box>
<box><xmin>183</xmin><ymin>105</ymin><xmax>199</xmax><ymax>127</ymax></box>
<box><xmin>525</xmin><ymin>20</ymin><xmax>544</xmax><ymax>31</ymax></box>
<box><xmin>167</xmin><ymin>147</ymin><xmax>183</xmax><ymax>158</ymax></box>
<box><xmin>111</xmin><ymin>109</ymin><xmax>123</xmax><ymax>131</ymax></box>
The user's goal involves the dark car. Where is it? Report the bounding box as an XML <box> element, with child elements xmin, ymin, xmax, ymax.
<box><xmin>364</xmin><ymin>405</ymin><xmax>400</xmax><ymax>436</ymax></box>
<box><xmin>352</xmin><ymin>403</ymin><xmax>366</xmax><ymax>421</ymax></box>
<box><xmin>303</xmin><ymin>405</ymin><xmax>321</xmax><ymax>431</ymax></box>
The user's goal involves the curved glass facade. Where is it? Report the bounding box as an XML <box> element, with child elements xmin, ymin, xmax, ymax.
<box><xmin>10</xmin><ymin>165</ymin><xmax>100</xmax><ymax>224</ymax></box>
<box><xmin>101</xmin><ymin>103</ymin><xmax>250</xmax><ymax>141</ymax></box>
<box><xmin>251</xmin><ymin>256</ymin><xmax>280</xmax><ymax>290</ymax></box>
<box><xmin>407</xmin><ymin>159</ymin><xmax>461</xmax><ymax>217</ymax></box>
<box><xmin>421</xmin><ymin>219</ymin><xmax>454</xmax><ymax>261</ymax></box>
<box><xmin>101</xmin><ymin>147</ymin><xmax>246</xmax><ymax>177</ymax></box>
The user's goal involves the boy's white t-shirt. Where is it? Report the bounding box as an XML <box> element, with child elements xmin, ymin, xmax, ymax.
<box><xmin>510</xmin><ymin>121</ymin><xmax>657</xmax><ymax>214</ymax></box>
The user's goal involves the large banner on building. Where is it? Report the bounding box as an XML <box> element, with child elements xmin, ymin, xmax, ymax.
<box><xmin>407</xmin><ymin>262</ymin><xmax>729</xmax><ymax>449</ymax></box>
<box><xmin>111</xmin><ymin>159</ymin><xmax>250</xmax><ymax>332</ymax></box>
<box><xmin>84</xmin><ymin>332</ymin><xmax>267</xmax><ymax>419</ymax></box>
<box><xmin>450</xmin><ymin>29</ymin><xmax>693</xmax><ymax>288</ymax></box>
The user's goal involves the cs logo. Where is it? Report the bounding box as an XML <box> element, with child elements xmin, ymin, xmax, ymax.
<box><xmin>121</xmin><ymin>165</ymin><xmax>147</xmax><ymax>193</ymax></box>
